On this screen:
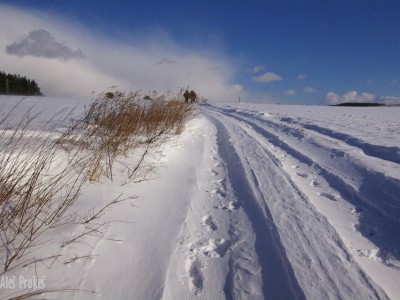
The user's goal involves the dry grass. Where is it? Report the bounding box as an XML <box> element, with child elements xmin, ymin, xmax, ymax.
<box><xmin>61</xmin><ymin>89</ymin><xmax>194</xmax><ymax>181</ymax></box>
<box><xmin>0</xmin><ymin>89</ymin><xmax>194</xmax><ymax>285</ymax></box>
<box><xmin>0</xmin><ymin>103</ymin><xmax>87</xmax><ymax>273</ymax></box>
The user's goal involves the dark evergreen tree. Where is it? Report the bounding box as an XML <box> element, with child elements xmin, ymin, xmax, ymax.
<box><xmin>0</xmin><ymin>71</ymin><xmax>43</xmax><ymax>96</ymax></box>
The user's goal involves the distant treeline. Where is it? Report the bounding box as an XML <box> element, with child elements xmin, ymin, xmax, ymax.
<box><xmin>332</xmin><ymin>102</ymin><xmax>385</xmax><ymax>107</ymax></box>
<box><xmin>0</xmin><ymin>71</ymin><xmax>43</xmax><ymax>96</ymax></box>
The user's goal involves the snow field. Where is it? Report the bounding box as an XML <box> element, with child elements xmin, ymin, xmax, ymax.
<box><xmin>1</xmin><ymin>96</ymin><xmax>399</xmax><ymax>299</ymax></box>
<box><xmin>204</xmin><ymin>103</ymin><xmax>399</xmax><ymax>299</ymax></box>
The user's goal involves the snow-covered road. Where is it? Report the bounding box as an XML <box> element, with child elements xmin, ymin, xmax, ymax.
<box><xmin>162</xmin><ymin>103</ymin><xmax>399</xmax><ymax>299</ymax></box>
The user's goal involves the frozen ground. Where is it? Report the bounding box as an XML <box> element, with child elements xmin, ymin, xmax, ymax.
<box><xmin>0</xmin><ymin>97</ymin><xmax>399</xmax><ymax>299</ymax></box>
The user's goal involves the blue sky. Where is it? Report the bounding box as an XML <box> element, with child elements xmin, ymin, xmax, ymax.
<box><xmin>1</xmin><ymin>0</ymin><xmax>400</xmax><ymax>104</ymax></box>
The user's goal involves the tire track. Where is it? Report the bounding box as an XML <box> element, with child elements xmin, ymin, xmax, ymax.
<box><xmin>219</xmin><ymin>106</ymin><xmax>400</xmax><ymax>164</ymax></box>
<box><xmin>207</xmin><ymin>105</ymin><xmax>400</xmax><ymax>260</ymax></box>
<box><xmin>208</xmin><ymin>115</ymin><xmax>305</xmax><ymax>300</ymax></box>
<box><xmin>204</xmin><ymin>106</ymin><xmax>388</xmax><ymax>300</ymax></box>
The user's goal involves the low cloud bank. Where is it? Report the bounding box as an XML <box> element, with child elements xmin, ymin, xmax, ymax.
<box><xmin>0</xmin><ymin>4</ymin><xmax>243</xmax><ymax>101</ymax></box>
<box><xmin>323</xmin><ymin>91</ymin><xmax>400</xmax><ymax>105</ymax></box>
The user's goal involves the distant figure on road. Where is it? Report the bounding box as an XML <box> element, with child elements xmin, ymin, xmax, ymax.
<box><xmin>189</xmin><ymin>90</ymin><xmax>197</xmax><ymax>103</ymax></box>
<box><xmin>184</xmin><ymin>89</ymin><xmax>190</xmax><ymax>103</ymax></box>
<box><xmin>183</xmin><ymin>89</ymin><xmax>197</xmax><ymax>103</ymax></box>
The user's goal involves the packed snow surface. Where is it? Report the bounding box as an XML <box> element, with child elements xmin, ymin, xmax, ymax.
<box><xmin>1</xmin><ymin>97</ymin><xmax>399</xmax><ymax>299</ymax></box>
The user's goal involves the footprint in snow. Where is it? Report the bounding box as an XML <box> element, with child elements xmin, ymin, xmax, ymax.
<box><xmin>296</xmin><ymin>172</ymin><xmax>309</xmax><ymax>178</ymax></box>
<box><xmin>210</xmin><ymin>169</ymin><xmax>219</xmax><ymax>176</ymax></box>
<box><xmin>201</xmin><ymin>239</ymin><xmax>231</xmax><ymax>257</ymax></box>
<box><xmin>351</xmin><ymin>206</ymin><xmax>364</xmax><ymax>216</ymax></box>
<box><xmin>212</xmin><ymin>178</ymin><xmax>225</xmax><ymax>185</ymax></box>
<box><xmin>202</xmin><ymin>215</ymin><xmax>217</xmax><ymax>231</ymax></box>
<box><xmin>319</xmin><ymin>192</ymin><xmax>338</xmax><ymax>201</ymax></box>
<box><xmin>186</xmin><ymin>256</ymin><xmax>203</xmax><ymax>294</ymax></box>
<box><xmin>212</xmin><ymin>189</ymin><xmax>227</xmax><ymax>198</ymax></box>
<box><xmin>310</xmin><ymin>180</ymin><xmax>321</xmax><ymax>187</ymax></box>
<box><xmin>227</xmin><ymin>201</ymin><xmax>240</xmax><ymax>210</ymax></box>
<box><xmin>330</xmin><ymin>149</ymin><xmax>349</xmax><ymax>158</ymax></box>
<box><xmin>357</xmin><ymin>249</ymin><xmax>380</xmax><ymax>261</ymax></box>
<box><xmin>217</xmin><ymin>201</ymin><xmax>240</xmax><ymax>211</ymax></box>
<box><xmin>184</xmin><ymin>238</ymin><xmax>231</xmax><ymax>294</ymax></box>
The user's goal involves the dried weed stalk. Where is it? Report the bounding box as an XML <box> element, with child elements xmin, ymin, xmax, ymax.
<box><xmin>0</xmin><ymin>89</ymin><xmax>194</xmax><ymax>297</ymax></box>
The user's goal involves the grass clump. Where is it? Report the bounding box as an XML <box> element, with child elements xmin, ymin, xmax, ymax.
<box><xmin>0</xmin><ymin>89</ymin><xmax>194</xmax><ymax>281</ymax></box>
<box><xmin>0</xmin><ymin>102</ymin><xmax>87</xmax><ymax>273</ymax></box>
<box><xmin>62</xmin><ymin>89</ymin><xmax>194</xmax><ymax>181</ymax></box>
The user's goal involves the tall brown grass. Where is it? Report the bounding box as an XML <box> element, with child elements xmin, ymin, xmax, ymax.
<box><xmin>0</xmin><ymin>89</ymin><xmax>194</xmax><ymax>286</ymax></box>
<box><xmin>0</xmin><ymin>102</ymin><xmax>87</xmax><ymax>273</ymax></box>
<box><xmin>61</xmin><ymin>89</ymin><xmax>194</xmax><ymax>182</ymax></box>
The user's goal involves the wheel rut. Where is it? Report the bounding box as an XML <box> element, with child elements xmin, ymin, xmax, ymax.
<box><xmin>203</xmin><ymin>105</ymin><xmax>388</xmax><ymax>300</ymax></box>
<box><xmin>208</xmin><ymin>114</ymin><xmax>305</xmax><ymax>300</ymax></box>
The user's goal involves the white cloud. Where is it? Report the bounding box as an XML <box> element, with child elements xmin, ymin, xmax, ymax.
<box><xmin>6</xmin><ymin>29</ymin><xmax>85</xmax><ymax>61</ymax></box>
<box><xmin>324</xmin><ymin>92</ymin><xmax>342</xmax><ymax>105</ymax></box>
<box><xmin>303</xmin><ymin>86</ymin><xmax>317</xmax><ymax>93</ymax></box>
<box><xmin>324</xmin><ymin>91</ymin><xmax>400</xmax><ymax>105</ymax></box>
<box><xmin>284</xmin><ymin>89</ymin><xmax>296</xmax><ymax>96</ymax></box>
<box><xmin>343</xmin><ymin>91</ymin><xmax>375</xmax><ymax>103</ymax></box>
<box><xmin>252</xmin><ymin>64</ymin><xmax>266</xmax><ymax>73</ymax></box>
<box><xmin>323</xmin><ymin>91</ymin><xmax>376</xmax><ymax>105</ymax></box>
<box><xmin>298</xmin><ymin>73</ymin><xmax>307</xmax><ymax>80</ymax></box>
<box><xmin>377</xmin><ymin>96</ymin><xmax>400</xmax><ymax>105</ymax></box>
<box><xmin>0</xmin><ymin>4</ymin><xmax>243</xmax><ymax>102</ymax></box>
<box><xmin>252</xmin><ymin>72</ymin><xmax>283</xmax><ymax>83</ymax></box>
<box><xmin>389</xmin><ymin>79</ymin><xmax>398</xmax><ymax>86</ymax></box>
